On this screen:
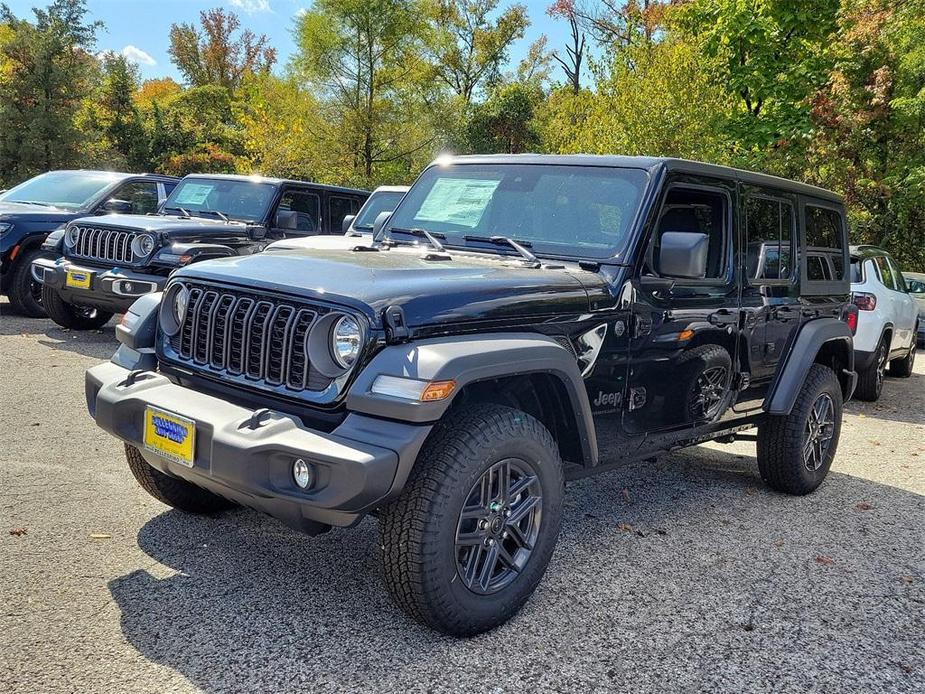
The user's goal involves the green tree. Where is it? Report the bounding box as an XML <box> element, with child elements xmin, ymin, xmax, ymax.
<box><xmin>294</xmin><ymin>0</ymin><xmax>437</xmax><ymax>183</ymax></box>
<box><xmin>0</xmin><ymin>0</ymin><xmax>100</xmax><ymax>183</ymax></box>
<box><xmin>428</xmin><ymin>0</ymin><xmax>529</xmax><ymax>103</ymax></box>
<box><xmin>99</xmin><ymin>53</ymin><xmax>147</xmax><ymax>169</ymax></box>
<box><xmin>168</xmin><ymin>8</ymin><xmax>276</xmax><ymax>91</ymax></box>
<box><xmin>464</xmin><ymin>82</ymin><xmax>539</xmax><ymax>153</ymax></box>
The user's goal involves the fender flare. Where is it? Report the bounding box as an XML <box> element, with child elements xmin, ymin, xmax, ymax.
<box><xmin>347</xmin><ymin>333</ymin><xmax>598</xmax><ymax>464</ymax></box>
<box><xmin>766</xmin><ymin>318</ymin><xmax>854</xmax><ymax>415</ymax></box>
<box><xmin>152</xmin><ymin>242</ymin><xmax>237</xmax><ymax>267</ymax></box>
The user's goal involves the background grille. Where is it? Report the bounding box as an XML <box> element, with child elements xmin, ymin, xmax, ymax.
<box><xmin>69</xmin><ymin>226</ymin><xmax>137</xmax><ymax>264</ymax></box>
<box><xmin>167</xmin><ymin>282</ymin><xmax>334</xmax><ymax>393</ymax></box>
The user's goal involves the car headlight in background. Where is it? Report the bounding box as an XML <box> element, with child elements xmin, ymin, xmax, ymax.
<box><xmin>131</xmin><ymin>233</ymin><xmax>157</xmax><ymax>258</ymax></box>
<box><xmin>0</xmin><ymin>222</ymin><xmax>12</xmax><ymax>238</ymax></box>
<box><xmin>331</xmin><ymin>315</ymin><xmax>361</xmax><ymax>368</ymax></box>
<box><xmin>64</xmin><ymin>226</ymin><xmax>80</xmax><ymax>247</ymax></box>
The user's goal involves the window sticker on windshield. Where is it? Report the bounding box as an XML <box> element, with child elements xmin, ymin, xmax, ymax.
<box><xmin>174</xmin><ymin>183</ymin><xmax>213</xmax><ymax>206</ymax></box>
<box><xmin>415</xmin><ymin>178</ymin><xmax>500</xmax><ymax>228</ymax></box>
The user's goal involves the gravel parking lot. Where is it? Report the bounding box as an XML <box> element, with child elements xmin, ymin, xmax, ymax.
<box><xmin>1</xmin><ymin>299</ymin><xmax>923</xmax><ymax>694</ymax></box>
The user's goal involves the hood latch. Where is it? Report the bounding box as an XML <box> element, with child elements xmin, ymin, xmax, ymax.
<box><xmin>383</xmin><ymin>305</ymin><xmax>410</xmax><ymax>343</ymax></box>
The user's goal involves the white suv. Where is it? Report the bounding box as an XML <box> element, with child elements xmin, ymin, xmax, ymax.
<box><xmin>850</xmin><ymin>246</ymin><xmax>918</xmax><ymax>400</ymax></box>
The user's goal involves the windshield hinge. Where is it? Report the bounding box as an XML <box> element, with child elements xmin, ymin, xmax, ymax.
<box><xmin>383</xmin><ymin>305</ymin><xmax>410</xmax><ymax>343</ymax></box>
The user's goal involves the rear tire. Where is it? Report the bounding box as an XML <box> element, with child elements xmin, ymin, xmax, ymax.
<box><xmin>854</xmin><ymin>337</ymin><xmax>887</xmax><ymax>401</ymax></box>
<box><xmin>7</xmin><ymin>249</ymin><xmax>46</xmax><ymax>317</ymax></box>
<box><xmin>379</xmin><ymin>404</ymin><xmax>564</xmax><ymax>636</ymax></box>
<box><xmin>125</xmin><ymin>444</ymin><xmax>234</xmax><ymax>514</ymax></box>
<box><xmin>756</xmin><ymin>364</ymin><xmax>843</xmax><ymax>495</ymax></box>
<box><xmin>41</xmin><ymin>283</ymin><xmax>113</xmax><ymax>330</ymax></box>
<box><xmin>889</xmin><ymin>334</ymin><xmax>916</xmax><ymax>377</ymax></box>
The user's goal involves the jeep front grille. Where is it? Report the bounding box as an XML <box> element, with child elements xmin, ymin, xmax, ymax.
<box><xmin>165</xmin><ymin>282</ymin><xmax>334</xmax><ymax>392</ymax></box>
<box><xmin>69</xmin><ymin>226</ymin><xmax>137</xmax><ymax>264</ymax></box>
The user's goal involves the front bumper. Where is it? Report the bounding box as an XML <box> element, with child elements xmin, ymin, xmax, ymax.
<box><xmin>85</xmin><ymin>362</ymin><xmax>432</xmax><ymax>533</ymax></box>
<box><xmin>32</xmin><ymin>256</ymin><xmax>167</xmax><ymax>314</ymax></box>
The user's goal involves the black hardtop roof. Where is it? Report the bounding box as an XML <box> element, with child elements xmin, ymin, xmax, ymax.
<box><xmin>183</xmin><ymin>173</ymin><xmax>369</xmax><ymax>196</ymax></box>
<box><xmin>443</xmin><ymin>154</ymin><xmax>843</xmax><ymax>204</ymax></box>
<box><xmin>45</xmin><ymin>169</ymin><xmax>179</xmax><ymax>182</ymax></box>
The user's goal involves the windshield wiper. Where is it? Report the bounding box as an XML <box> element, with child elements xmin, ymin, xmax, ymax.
<box><xmin>163</xmin><ymin>206</ymin><xmax>192</xmax><ymax>217</ymax></box>
<box><xmin>389</xmin><ymin>226</ymin><xmax>447</xmax><ymax>253</ymax></box>
<box><xmin>8</xmin><ymin>200</ymin><xmax>53</xmax><ymax>207</ymax></box>
<box><xmin>464</xmin><ymin>235</ymin><xmax>539</xmax><ymax>266</ymax></box>
<box><xmin>199</xmin><ymin>209</ymin><xmax>230</xmax><ymax>222</ymax></box>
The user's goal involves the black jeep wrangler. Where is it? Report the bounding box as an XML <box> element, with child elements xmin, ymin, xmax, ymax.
<box><xmin>85</xmin><ymin>155</ymin><xmax>857</xmax><ymax>636</ymax></box>
<box><xmin>34</xmin><ymin>174</ymin><xmax>368</xmax><ymax>329</ymax></box>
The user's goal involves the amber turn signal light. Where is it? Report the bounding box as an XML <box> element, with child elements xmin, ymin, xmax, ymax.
<box><xmin>420</xmin><ymin>380</ymin><xmax>456</xmax><ymax>401</ymax></box>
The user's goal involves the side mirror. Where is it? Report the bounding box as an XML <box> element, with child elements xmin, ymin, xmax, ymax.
<box><xmin>341</xmin><ymin>214</ymin><xmax>356</xmax><ymax>234</ymax></box>
<box><xmin>102</xmin><ymin>198</ymin><xmax>133</xmax><ymax>214</ymax></box>
<box><xmin>372</xmin><ymin>211</ymin><xmax>391</xmax><ymax>240</ymax></box>
<box><xmin>658</xmin><ymin>231</ymin><xmax>709</xmax><ymax>279</ymax></box>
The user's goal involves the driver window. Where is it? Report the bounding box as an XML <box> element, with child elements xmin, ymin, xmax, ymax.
<box><xmin>274</xmin><ymin>190</ymin><xmax>320</xmax><ymax>235</ymax></box>
<box><xmin>111</xmin><ymin>181</ymin><xmax>159</xmax><ymax>214</ymax></box>
<box><xmin>652</xmin><ymin>187</ymin><xmax>728</xmax><ymax>280</ymax></box>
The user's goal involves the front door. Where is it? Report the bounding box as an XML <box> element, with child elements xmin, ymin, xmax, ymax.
<box><xmin>622</xmin><ymin>178</ymin><xmax>741</xmax><ymax>441</ymax></box>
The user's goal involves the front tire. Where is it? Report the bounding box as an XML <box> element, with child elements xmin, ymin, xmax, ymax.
<box><xmin>854</xmin><ymin>338</ymin><xmax>887</xmax><ymax>401</ymax></box>
<box><xmin>41</xmin><ymin>284</ymin><xmax>113</xmax><ymax>330</ymax></box>
<box><xmin>7</xmin><ymin>249</ymin><xmax>46</xmax><ymax>317</ymax></box>
<box><xmin>889</xmin><ymin>333</ymin><xmax>916</xmax><ymax>377</ymax></box>
<box><xmin>379</xmin><ymin>404</ymin><xmax>564</xmax><ymax>636</ymax></box>
<box><xmin>125</xmin><ymin>444</ymin><xmax>235</xmax><ymax>514</ymax></box>
<box><xmin>756</xmin><ymin>364</ymin><xmax>843</xmax><ymax>495</ymax></box>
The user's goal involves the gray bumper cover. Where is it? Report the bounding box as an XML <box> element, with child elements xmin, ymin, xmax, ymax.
<box><xmin>85</xmin><ymin>362</ymin><xmax>432</xmax><ymax>532</ymax></box>
<box><xmin>32</xmin><ymin>256</ymin><xmax>167</xmax><ymax>313</ymax></box>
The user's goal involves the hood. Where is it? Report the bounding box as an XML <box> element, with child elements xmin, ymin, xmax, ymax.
<box><xmin>174</xmin><ymin>244</ymin><xmax>596</xmax><ymax>328</ymax></box>
<box><xmin>0</xmin><ymin>201</ymin><xmax>78</xmax><ymax>224</ymax></box>
<box><xmin>72</xmin><ymin>213</ymin><xmax>253</xmax><ymax>241</ymax></box>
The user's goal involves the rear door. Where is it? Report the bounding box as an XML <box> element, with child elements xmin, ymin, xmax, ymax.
<box><xmin>887</xmin><ymin>256</ymin><xmax>917</xmax><ymax>351</ymax></box>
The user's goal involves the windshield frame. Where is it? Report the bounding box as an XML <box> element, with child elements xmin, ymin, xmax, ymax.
<box><xmin>162</xmin><ymin>176</ymin><xmax>278</xmax><ymax>224</ymax></box>
<box><xmin>0</xmin><ymin>171</ymin><xmax>122</xmax><ymax>211</ymax></box>
<box><xmin>383</xmin><ymin>163</ymin><xmax>650</xmax><ymax>262</ymax></box>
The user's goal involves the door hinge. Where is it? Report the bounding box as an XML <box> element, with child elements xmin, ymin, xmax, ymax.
<box><xmin>633</xmin><ymin>315</ymin><xmax>652</xmax><ymax>338</ymax></box>
<box><xmin>628</xmin><ymin>386</ymin><xmax>647</xmax><ymax>411</ymax></box>
<box><xmin>732</xmin><ymin>372</ymin><xmax>751</xmax><ymax>391</ymax></box>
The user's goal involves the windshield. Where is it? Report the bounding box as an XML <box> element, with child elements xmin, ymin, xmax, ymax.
<box><xmin>354</xmin><ymin>190</ymin><xmax>406</xmax><ymax>231</ymax></box>
<box><xmin>164</xmin><ymin>178</ymin><xmax>276</xmax><ymax>222</ymax></box>
<box><xmin>0</xmin><ymin>171</ymin><xmax>119</xmax><ymax>210</ymax></box>
<box><xmin>386</xmin><ymin>164</ymin><xmax>648</xmax><ymax>259</ymax></box>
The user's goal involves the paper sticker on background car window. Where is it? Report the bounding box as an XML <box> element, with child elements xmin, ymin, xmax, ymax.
<box><xmin>174</xmin><ymin>183</ymin><xmax>213</xmax><ymax>206</ymax></box>
<box><xmin>415</xmin><ymin>178</ymin><xmax>500</xmax><ymax>228</ymax></box>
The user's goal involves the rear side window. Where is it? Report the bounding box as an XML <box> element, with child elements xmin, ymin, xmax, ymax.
<box><xmin>888</xmin><ymin>257</ymin><xmax>908</xmax><ymax>292</ymax></box>
<box><xmin>745</xmin><ymin>195</ymin><xmax>793</xmax><ymax>281</ymax></box>
<box><xmin>849</xmin><ymin>258</ymin><xmax>863</xmax><ymax>283</ymax></box>
<box><xmin>804</xmin><ymin>205</ymin><xmax>846</xmax><ymax>280</ymax></box>
<box><xmin>874</xmin><ymin>256</ymin><xmax>896</xmax><ymax>290</ymax></box>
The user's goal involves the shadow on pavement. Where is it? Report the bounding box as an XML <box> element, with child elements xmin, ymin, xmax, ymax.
<box><xmin>108</xmin><ymin>447</ymin><xmax>924</xmax><ymax>693</ymax></box>
<box><xmin>844</xmin><ymin>371</ymin><xmax>925</xmax><ymax>426</ymax></box>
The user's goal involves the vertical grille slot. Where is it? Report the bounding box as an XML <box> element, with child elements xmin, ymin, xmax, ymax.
<box><xmin>286</xmin><ymin>309</ymin><xmax>318</xmax><ymax>389</ymax></box>
<box><xmin>209</xmin><ymin>295</ymin><xmax>237</xmax><ymax>369</ymax></box>
<box><xmin>245</xmin><ymin>302</ymin><xmax>273</xmax><ymax>379</ymax></box>
<box><xmin>226</xmin><ymin>298</ymin><xmax>254</xmax><ymax>375</ymax></box>
<box><xmin>193</xmin><ymin>291</ymin><xmax>219</xmax><ymax>364</ymax></box>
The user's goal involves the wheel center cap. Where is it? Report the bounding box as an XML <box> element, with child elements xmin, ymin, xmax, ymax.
<box><xmin>490</xmin><ymin>516</ymin><xmax>504</xmax><ymax>534</ymax></box>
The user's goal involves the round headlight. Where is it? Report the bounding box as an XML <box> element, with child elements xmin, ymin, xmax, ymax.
<box><xmin>331</xmin><ymin>315</ymin><xmax>361</xmax><ymax>369</ymax></box>
<box><xmin>173</xmin><ymin>285</ymin><xmax>190</xmax><ymax>324</ymax></box>
<box><xmin>131</xmin><ymin>233</ymin><xmax>157</xmax><ymax>258</ymax></box>
<box><xmin>64</xmin><ymin>226</ymin><xmax>80</xmax><ymax>247</ymax></box>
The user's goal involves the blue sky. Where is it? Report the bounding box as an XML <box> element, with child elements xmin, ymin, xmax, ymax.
<box><xmin>4</xmin><ymin>0</ymin><xmax>571</xmax><ymax>83</ymax></box>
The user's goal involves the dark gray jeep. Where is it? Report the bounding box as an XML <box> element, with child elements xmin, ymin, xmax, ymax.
<box><xmin>85</xmin><ymin>155</ymin><xmax>857</xmax><ymax>636</ymax></box>
<box><xmin>34</xmin><ymin>174</ymin><xmax>368</xmax><ymax>329</ymax></box>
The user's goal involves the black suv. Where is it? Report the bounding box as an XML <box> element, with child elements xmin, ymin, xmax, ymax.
<box><xmin>0</xmin><ymin>170</ymin><xmax>178</xmax><ymax>317</ymax></box>
<box><xmin>34</xmin><ymin>174</ymin><xmax>368</xmax><ymax>329</ymax></box>
<box><xmin>85</xmin><ymin>155</ymin><xmax>857</xmax><ymax>636</ymax></box>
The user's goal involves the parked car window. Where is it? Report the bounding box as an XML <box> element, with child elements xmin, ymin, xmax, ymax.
<box><xmin>655</xmin><ymin>187</ymin><xmax>729</xmax><ymax>280</ymax></box>
<box><xmin>904</xmin><ymin>275</ymin><xmax>925</xmax><ymax>294</ymax></box>
<box><xmin>167</xmin><ymin>177</ymin><xmax>276</xmax><ymax>222</ymax></box>
<box><xmin>110</xmin><ymin>181</ymin><xmax>159</xmax><ymax>214</ymax></box>
<box><xmin>849</xmin><ymin>258</ymin><xmax>864</xmax><ymax>283</ymax></box>
<box><xmin>354</xmin><ymin>191</ymin><xmax>406</xmax><ymax>231</ymax></box>
<box><xmin>0</xmin><ymin>171</ymin><xmax>121</xmax><ymax>210</ymax></box>
<box><xmin>387</xmin><ymin>163</ymin><xmax>648</xmax><ymax>259</ymax></box>
<box><xmin>805</xmin><ymin>205</ymin><xmax>846</xmax><ymax>280</ymax></box>
<box><xmin>274</xmin><ymin>190</ymin><xmax>320</xmax><ymax>233</ymax></box>
<box><xmin>887</xmin><ymin>257</ymin><xmax>908</xmax><ymax>292</ymax></box>
<box><xmin>807</xmin><ymin>253</ymin><xmax>832</xmax><ymax>281</ymax></box>
<box><xmin>745</xmin><ymin>195</ymin><xmax>793</xmax><ymax>281</ymax></box>
<box><xmin>329</xmin><ymin>195</ymin><xmax>360</xmax><ymax>232</ymax></box>
<box><xmin>874</xmin><ymin>256</ymin><xmax>897</xmax><ymax>290</ymax></box>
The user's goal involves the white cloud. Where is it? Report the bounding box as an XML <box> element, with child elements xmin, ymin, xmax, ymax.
<box><xmin>121</xmin><ymin>45</ymin><xmax>156</xmax><ymax>67</ymax></box>
<box><xmin>231</xmin><ymin>0</ymin><xmax>272</xmax><ymax>13</ymax></box>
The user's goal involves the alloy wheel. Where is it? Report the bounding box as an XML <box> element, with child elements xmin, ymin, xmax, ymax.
<box><xmin>455</xmin><ymin>458</ymin><xmax>543</xmax><ymax>595</ymax></box>
<box><xmin>802</xmin><ymin>393</ymin><xmax>835</xmax><ymax>472</ymax></box>
<box><xmin>691</xmin><ymin>366</ymin><xmax>728</xmax><ymax>419</ymax></box>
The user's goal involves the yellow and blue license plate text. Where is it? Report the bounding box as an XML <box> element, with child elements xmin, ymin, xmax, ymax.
<box><xmin>65</xmin><ymin>270</ymin><xmax>91</xmax><ymax>289</ymax></box>
<box><xmin>143</xmin><ymin>407</ymin><xmax>196</xmax><ymax>467</ymax></box>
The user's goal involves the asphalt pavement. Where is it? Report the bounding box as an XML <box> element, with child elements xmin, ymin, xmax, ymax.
<box><xmin>1</xmin><ymin>299</ymin><xmax>922</xmax><ymax>693</ymax></box>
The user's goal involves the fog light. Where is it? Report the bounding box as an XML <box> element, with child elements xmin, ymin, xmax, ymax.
<box><xmin>292</xmin><ymin>458</ymin><xmax>313</xmax><ymax>489</ymax></box>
